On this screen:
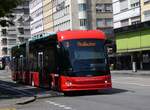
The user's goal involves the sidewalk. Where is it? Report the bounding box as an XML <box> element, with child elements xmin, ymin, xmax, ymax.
<box><xmin>111</xmin><ymin>70</ymin><xmax>150</xmax><ymax>76</ymax></box>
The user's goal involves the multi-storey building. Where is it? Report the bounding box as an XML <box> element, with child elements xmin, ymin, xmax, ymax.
<box><xmin>30</xmin><ymin>0</ymin><xmax>113</xmax><ymax>39</ymax></box>
<box><xmin>113</xmin><ymin>0</ymin><xmax>141</xmax><ymax>29</ymax></box>
<box><xmin>141</xmin><ymin>0</ymin><xmax>150</xmax><ymax>22</ymax></box>
<box><xmin>0</xmin><ymin>0</ymin><xmax>31</xmax><ymax>57</ymax></box>
<box><xmin>42</xmin><ymin>0</ymin><xmax>53</xmax><ymax>32</ymax></box>
<box><xmin>30</xmin><ymin>0</ymin><xmax>44</xmax><ymax>36</ymax></box>
<box><xmin>112</xmin><ymin>0</ymin><xmax>150</xmax><ymax>70</ymax></box>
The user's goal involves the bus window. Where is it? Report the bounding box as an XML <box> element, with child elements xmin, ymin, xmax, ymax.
<box><xmin>61</xmin><ymin>39</ymin><xmax>109</xmax><ymax>77</ymax></box>
<box><xmin>44</xmin><ymin>47</ymin><xmax>57</xmax><ymax>74</ymax></box>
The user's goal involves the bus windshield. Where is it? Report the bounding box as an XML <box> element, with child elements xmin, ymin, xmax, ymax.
<box><xmin>61</xmin><ymin>39</ymin><xmax>109</xmax><ymax>76</ymax></box>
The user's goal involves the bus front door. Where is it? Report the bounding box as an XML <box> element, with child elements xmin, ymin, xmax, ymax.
<box><xmin>38</xmin><ymin>52</ymin><xmax>45</xmax><ymax>87</ymax></box>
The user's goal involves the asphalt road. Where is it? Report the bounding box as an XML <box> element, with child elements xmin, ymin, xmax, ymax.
<box><xmin>0</xmin><ymin>70</ymin><xmax>150</xmax><ymax>110</ymax></box>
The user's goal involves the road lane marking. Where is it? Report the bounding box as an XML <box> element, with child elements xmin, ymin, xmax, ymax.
<box><xmin>46</xmin><ymin>101</ymin><xmax>74</xmax><ymax>110</ymax></box>
<box><xmin>0</xmin><ymin>108</ymin><xmax>16</xmax><ymax>110</ymax></box>
<box><xmin>0</xmin><ymin>76</ymin><xmax>11</xmax><ymax>79</ymax></box>
<box><xmin>113</xmin><ymin>80</ymin><xmax>150</xmax><ymax>87</ymax></box>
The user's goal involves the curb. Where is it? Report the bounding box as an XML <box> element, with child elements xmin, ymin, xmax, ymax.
<box><xmin>111</xmin><ymin>71</ymin><xmax>150</xmax><ymax>76</ymax></box>
<box><xmin>16</xmin><ymin>96</ymin><xmax>36</xmax><ymax>105</ymax></box>
<box><xmin>36</xmin><ymin>92</ymin><xmax>63</xmax><ymax>100</ymax></box>
<box><xmin>36</xmin><ymin>94</ymin><xmax>52</xmax><ymax>99</ymax></box>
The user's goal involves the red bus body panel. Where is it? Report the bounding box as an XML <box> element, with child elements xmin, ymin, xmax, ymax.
<box><xmin>57</xmin><ymin>30</ymin><xmax>106</xmax><ymax>42</ymax></box>
<box><xmin>11</xmin><ymin>71</ymin><xmax>17</xmax><ymax>81</ymax></box>
<box><xmin>60</xmin><ymin>75</ymin><xmax>112</xmax><ymax>91</ymax></box>
<box><xmin>56</xmin><ymin>30</ymin><xmax>111</xmax><ymax>91</ymax></box>
<box><xmin>18</xmin><ymin>71</ymin><xmax>23</xmax><ymax>83</ymax></box>
<box><xmin>32</xmin><ymin>72</ymin><xmax>39</xmax><ymax>87</ymax></box>
<box><xmin>12</xmin><ymin>30</ymin><xmax>112</xmax><ymax>92</ymax></box>
<box><xmin>22</xmin><ymin>72</ymin><xmax>30</xmax><ymax>84</ymax></box>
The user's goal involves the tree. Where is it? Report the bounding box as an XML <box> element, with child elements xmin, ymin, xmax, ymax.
<box><xmin>0</xmin><ymin>0</ymin><xmax>24</xmax><ymax>26</ymax></box>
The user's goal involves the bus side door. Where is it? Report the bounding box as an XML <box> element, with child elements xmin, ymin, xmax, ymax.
<box><xmin>37</xmin><ymin>51</ymin><xmax>44</xmax><ymax>87</ymax></box>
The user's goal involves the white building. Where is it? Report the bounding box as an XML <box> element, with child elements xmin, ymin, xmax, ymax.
<box><xmin>113</xmin><ymin>0</ymin><xmax>141</xmax><ymax>29</ymax></box>
<box><xmin>30</xmin><ymin>0</ymin><xmax>113</xmax><ymax>38</ymax></box>
<box><xmin>0</xmin><ymin>0</ymin><xmax>31</xmax><ymax>57</ymax></box>
<box><xmin>30</xmin><ymin>0</ymin><xmax>44</xmax><ymax>37</ymax></box>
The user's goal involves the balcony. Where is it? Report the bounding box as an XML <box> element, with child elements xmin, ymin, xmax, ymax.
<box><xmin>7</xmin><ymin>39</ymin><xmax>16</xmax><ymax>46</ymax></box>
<box><xmin>17</xmin><ymin>34</ymin><xmax>30</xmax><ymax>39</ymax></box>
<box><xmin>7</xmin><ymin>31</ymin><xmax>16</xmax><ymax>35</ymax></box>
<box><xmin>1</xmin><ymin>38</ymin><xmax>7</xmax><ymax>46</ymax></box>
<box><xmin>17</xmin><ymin>34</ymin><xmax>25</xmax><ymax>38</ymax></box>
<box><xmin>0</xmin><ymin>35</ymin><xmax>7</xmax><ymax>39</ymax></box>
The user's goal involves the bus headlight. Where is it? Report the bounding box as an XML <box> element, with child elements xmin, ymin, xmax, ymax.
<box><xmin>65</xmin><ymin>81</ymin><xmax>72</xmax><ymax>86</ymax></box>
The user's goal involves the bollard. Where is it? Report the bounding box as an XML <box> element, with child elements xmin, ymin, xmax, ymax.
<box><xmin>132</xmin><ymin>62</ymin><xmax>137</xmax><ymax>72</ymax></box>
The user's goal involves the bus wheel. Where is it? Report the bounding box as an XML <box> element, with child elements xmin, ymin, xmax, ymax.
<box><xmin>63</xmin><ymin>92</ymin><xmax>73</xmax><ymax>96</ymax></box>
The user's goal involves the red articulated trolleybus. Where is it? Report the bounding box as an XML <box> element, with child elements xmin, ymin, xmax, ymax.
<box><xmin>11</xmin><ymin>30</ymin><xmax>112</xmax><ymax>94</ymax></box>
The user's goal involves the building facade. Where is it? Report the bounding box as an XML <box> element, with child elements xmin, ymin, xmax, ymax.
<box><xmin>30</xmin><ymin>0</ymin><xmax>113</xmax><ymax>39</ymax></box>
<box><xmin>113</xmin><ymin>0</ymin><xmax>141</xmax><ymax>29</ymax></box>
<box><xmin>30</xmin><ymin>0</ymin><xmax>44</xmax><ymax>36</ymax></box>
<box><xmin>0</xmin><ymin>0</ymin><xmax>31</xmax><ymax>57</ymax></box>
<box><xmin>141</xmin><ymin>0</ymin><xmax>150</xmax><ymax>22</ymax></box>
<box><xmin>42</xmin><ymin>0</ymin><xmax>53</xmax><ymax>32</ymax></box>
<box><xmin>113</xmin><ymin>0</ymin><xmax>150</xmax><ymax>70</ymax></box>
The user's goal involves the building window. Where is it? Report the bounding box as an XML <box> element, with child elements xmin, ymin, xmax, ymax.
<box><xmin>96</xmin><ymin>4</ymin><xmax>104</xmax><ymax>12</ymax></box>
<box><xmin>1</xmin><ymin>38</ymin><xmax>7</xmax><ymax>45</ymax></box>
<box><xmin>144</xmin><ymin>10</ymin><xmax>150</xmax><ymax>21</ymax></box>
<box><xmin>80</xmin><ymin>19</ymin><xmax>87</xmax><ymax>26</ymax></box>
<box><xmin>131</xmin><ymin>2</ymin><xmax>140</xmax><ymax>8</ymax></box>
<box><xmin>18</xmin><ymin>37</ymin><xmax>25</xmax><ymax>43</ymax></box>
<box><xmin>101</xmin><ymin>28</ymin><xmax>113</xmax><ymax>35</ymax></box>
<box><xmin>79</xmin><ymin>3</ymin><xmax>87</xmax><ymax>11</ymax></box>
<box><xmin>53</xmin><ymin>5</ymin><xmax>70</xmax><ymax>20</ymax></box>
<box><xmin>97</xmin><ymin>28</ymin><xmax>113</xmax><ymax>38</ymax></box>
<box><xmin>143</xmin><ymin>54</ymin><xmax>150</xmax><ymax>63</ymax></box>
<box><xmin>2</xmin><ymin>29</ymin><xmax>7</xmax><ymax>36</ymax></box>
<box><xmin>56</xmin><ymin>1</ymin><xmax>65</xmax><ymax>11</ymax></box>
<box><xmin>96</xmin><ymin>19</ymin><xmax>105</xmax><ymax>27</ymax></box>
<box><xmin>131</xmin><ymin>21</ymin><xmax>140</xmax><ymax>25</ymax></box>
<box><xmin>30</xmin><ymin>0</ymin><xmax>42</xmax><ymax>9</ymax></box>
<box><xmin>105</xmin><ymin>19</ymin><xmax>113</xmax><ymax>27</ymax></box>
<box><xmin>7</xmin><ymin>39</ymin><xmax>16</xmax><ymax>45</ymax></box>
<box><xmin>121</xmin><ymin>19</ymin><xmax>129</xmax><ymax>27</ymax></box>
<box><xmin>120</xmin><ymin>0</ymin><xmax>128</xmax><ymax>11</ymax></box>
<box><xmin>23</xmin><ymin>1</ymin><xmax>29</xmax><ymax>6</ymax></box>
<box><xmin>144</xmin><ymin>0</ymin><xmax>150</xmax><ymax>4</ymax></box>
<box><xmin>96</xmin><ymin>4</ymin><xmax>112</xmax><ymax>13</ymax></box>
<box><xmin>105</xmin><ymin>4</ymin><xmax>113</xmax><ymax>12</ymax></box>
<box><xmin>131</xmin><ymin>16</ymin><xmax>140</xmax><ymax>25</ymax></box>
<box><xmin>96</xmin><ymin>18</ymin><xmax>113</xmax><ymax>27</ymax></box>
<box><xmin>24</xmin><ymin>9</ymin><xmax>29</xmax><ymax>14</ymax></box>
<box><xmin>18</xmin><ymin>28</ymin><xmax>24</xmax><ymax>34</ymax></box>
<box><xmin>31</xmin><ymin>7</ymin><xmax>43</xmax><ymax>18</ymax></box>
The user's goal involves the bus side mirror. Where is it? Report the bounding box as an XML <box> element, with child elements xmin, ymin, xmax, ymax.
<box><xmin>56</xmin><ymin>44</ymin><xmax>61</xmax><ymax>53</ymax></box>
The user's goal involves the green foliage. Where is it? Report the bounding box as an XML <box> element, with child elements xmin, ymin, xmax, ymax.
<box><xmin>0</xmin><ymin>0</ymin><xmax>24</xmax><ymax>26</ymax></box>
<box><xmin>0</xmin><ymin>19</ymin><xmax>14</xmax><ymax>27</ymax></box>
<box><xmin>0</xmin><ymin>0</ymin><xmax>23</xmax><ymax>17</ymax></box>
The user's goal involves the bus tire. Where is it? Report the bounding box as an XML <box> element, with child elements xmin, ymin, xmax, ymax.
<box><xmin>63</xmin><ymin>92</ymin><xmax>73</xmax><ymax>96</ymax></box>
